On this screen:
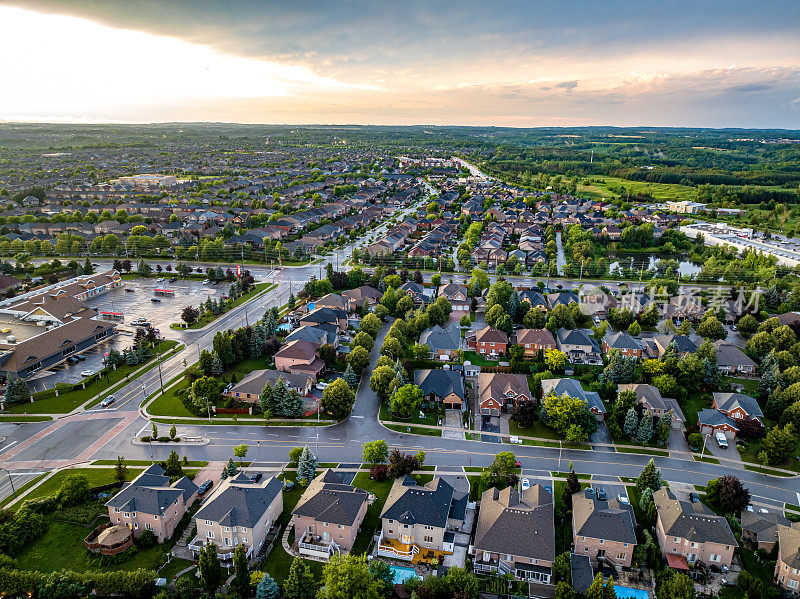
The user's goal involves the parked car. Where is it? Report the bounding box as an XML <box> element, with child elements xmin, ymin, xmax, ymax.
<box><xmin>715</xmin><ymin>432</ymin><xmax>729</xmax><ymax>448</ymax></box>
<box><xmin>67</xmin><ymin>356</ymin><xmax>80</xmax><ymax>364</ymax></box>
<box><xmin>596</xmin><ymin>486</ymin><xmax>607</xmax><ymax>501</ymax></box>
<box><xmin>315</xmin><ymin>382</ymin><xmax>329</xmax><ymax>390</ymax></box>
<box><xmin>520</xmin><ymin>478</ymin><xmax>530</xmax><ymax>491</ymax></box>
<box><xmin>250</xmin><ymin>472</ymin><xmax>262</xmax><ymax>482</ymax></box>
<box><xmin>197</xmin><ymin>480</ymin><xmax>213</xmax><ymax>495</ymax></box>
<box><xmin>585</xmin><ymin>487</ymin><xmax>596</xmax><ymax>499</ymax></box>
<box><xmin>80</xmin><ymin>370</ymin><xmax>94</xmax><ymax>377</ymax></box>
<box><xmin>151</xmin><ymin>298</ymin><xmax>161</xmax><ymax>303</ymax></box>
<box><xmin>509</xmin><ymin>435</ymin><xmax>522</xmax><ymax>444</ymax></box>
<box><xmin>618</xmin><ymin>494</ymin><xmax>630</xmax><ymax>504</ymax></box>
<box><xmin>100</xmin><ymin>395</ymin><xmax>116</xmax><ymax>407</ymax></box>
<box><xmin>169</xmin><ymin>277</ymin><xmax>178</xmax><ymax>283</ymax></box>
<box><xmin>731</xmin><ymin>324</ymin><xmax>738</xmax><ymax>331</ymax></box>
<box><xmin>125</xmin><ymin>288</ymin><xmax>135</xmax><ymax>293</ymax></box>
<box><xmin>515</xmin><ymin>460</ymin><xmax>521</xmax><ymax>468</ymax></box>
<box><xmin>75</xmin><ymin>354</ymin><xmax>87</xmax><ymax>362</ymax></box>
<box><xmin>202</xmin><ymin>279</ymin><xmax>210</xmax><ymax>285</ymax></box>
<box><xmin>157</xmin><ymin>277</ymin><xmax>165</xmax><ymax>282</ymax></box>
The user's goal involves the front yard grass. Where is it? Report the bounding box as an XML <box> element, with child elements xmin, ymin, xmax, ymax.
<box><xmin>18</xmin><ymin>467</ymin><xmax>143</xmax><ymax>506</ymax></box>
<box><xmin>508</xmin><ymin>419</ymin><xmax>562</xmax><ymax>441</ymax></box>
<box><xmin>682</xmin><ymin>391</ymin><xmax>712</xmax><ymax>427</ymax></box>
<box><xmin>385</xmin><ymin>424</ymin><xmax>442</xmax><ymax>437</ymax></box>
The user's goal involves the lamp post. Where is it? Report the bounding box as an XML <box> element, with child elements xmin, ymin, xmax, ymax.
<box><xmin>0</xmin><ymin>468</ymin><xmax>16</xmax><ymax>498</ymax></box>
<box><xmin>699</xmin><ymin>432</ymin><xmax>712</xmax><ymax>460</ymax></box>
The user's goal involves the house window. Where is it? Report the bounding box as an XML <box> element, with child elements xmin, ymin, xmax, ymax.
<box><xmin>789</xmin><ymin>579</ymin><xmax>799</xmax><ymax>590</ymax></box>
<box><xmin>673</xmin><ymin>537</ymin><xmax>680</xmax><ymax>543</ymax></box>
<box><xmin>505</xmin><ymin>554</ymin><xmax>512</xmax><ymax>561</ymax></box>
<box><xmin>710</xmin><ymin>554</ymin><xmax>720</xmax><ymax>562</ymax></box>
<box><xmin>224</xmin><ymin>527</ymin><xmax>230</xmax><ymax>532</ymax></box>
<box><xmin>154</xmin><ymin>516</ymin><xmax>158</xmax><ymax>520</ymax></box>
<box><xmin>483</xmin><ymin>552</ymin><xmax>490</xmax><ymax>562</ymax></box>
<box><xmin>145</xmin><ymin>523</ymin><xmax>153</xmax><ymax>531</ymax></box>
<box><xmin>114</xmin><ymin>508</ymin><xmax>120</xmax><ymax>513</ymax></box>
<box><xmin>599</xmin><ymin>539</ymin><xmax>604</xmax><ymax>544</ymax></box>
<box><xmin>242</xmin><ymin>537</ymin><xmax>248</xmax><ymax>544</ymax></box>
<box><xmin>207</xmin><ymin>531</ymin><xmax>215</xmax><ymax>538</ymax></box>
<box><xmin>424</xmin><ymin>536</ymin><xmax>433</xmax><ymax>543</ymax></box>
<box><xmin>132</xmin><ymin>513</ymin><xmax>137</xmax><ymax>518</ymax></box>
<box><xmin>134</xmin><ymin>523</ymin><xmax>138</xmax><ymax>530</ymax></box>
<box><xmin>124</xmin><ymin>513</ymin><xmax>130</xmax><ymax>518</ymax></box>
<box><xmin>690</xmin><ymin>542</ymin><xmax>698</xmax><ymax>549</ymax></box>
<box><xmin>617</xmin><ymin>552</ymin><xmax>626</xmax><ymax>560</ymax></box>
<box><xmin>205</xmin><ymin>520</ymin><xmax>213</xmax><ymax>526</ymax></box>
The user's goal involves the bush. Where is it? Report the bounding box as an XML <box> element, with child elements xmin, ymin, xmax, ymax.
<box><xmin>157</xmin><ymin>436</ymin><xmax>171</xmax><ymax>443</ymax></box>
<box><xmin>687</xmin><ymin>432</ymin><xmax>703</xmax><ymax>451</ymax></box>
<box><xmin>370</xmin><ymin>464</ymin><xmax>388</xmax><ymax>481</ymax></box>
<box><xmin>171</xmin><ymin>437</ymin><xmax>181</xmax><ymax>442</ymax></box>
<box><xmin>135</xmin><ymin>529</ymin><xmax>157</xmax><ymax>549</ymax></box>
<box><xmin>140</xmin><ymin>436</ymin><xmax>151</xmax><ymax>443</ymax></box>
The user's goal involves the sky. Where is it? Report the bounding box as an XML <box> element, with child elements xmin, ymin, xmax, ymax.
<box><xmin>1</xmin><ymin>1</ymin><xmax>799</xmax><ymax>128</ymax></box>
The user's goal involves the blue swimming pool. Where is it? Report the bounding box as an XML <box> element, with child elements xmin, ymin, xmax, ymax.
<box><xmin>614</xmin><ymin>586</ymin><xmax>650</xmax><ymax>599</ymax></box>
<box><xmin>389</xmin><ymin>565</ymin><xmax>418</xmax><ymax>584</ymax></box>
<box><xmin>307</xmin><ymin>302</ymin><xmax>316</xmax><ymax>310</ymax></box>
<box><xmin>277</xmin><ymin>323</ymin><xmax>292</xmax><ymax>332</ymax></box>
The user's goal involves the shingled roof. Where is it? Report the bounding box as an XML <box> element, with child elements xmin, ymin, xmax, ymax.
<box><xmin>293</xmin><ymin>469</ymin><xmax>369</xmax><ymax>527</ymax></box>
<box><xmin>194</xmin><ymin>473</ymin><xmax>282</xmax><ymax>528</ymax></box>
<box><xmin>381</xmin><ymin>476</ymin><xmax>465</xmax><ymax>529</ymax></box>
<box><xmin>572</xmin><ymin>490</ymin><xmax>637</xmax><ymax>545</ymax></box>
<box><xmin>106</xmin><ymin>464</ymin><xmax>197</xmax><ymax>516</ymax></box>
<box><xmin>474</xmin><ymin>485</ymin><xmax>554</xmax><ymax>562</ymax></box>
<box><xmin>653</xmin><ymin>487</ymin><xmax>737</xmax><ymax>547</ymax></box>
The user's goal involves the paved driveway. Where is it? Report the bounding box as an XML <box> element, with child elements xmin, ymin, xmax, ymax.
<box><xmin>442</xmin><ymin>409</ymin><xmax>465</xmax><ymax>440</ymax></box>
<box><xmin>589</xmin><ymin>421</ymin><xmax>614</xmax><ymax>452</ymax></box>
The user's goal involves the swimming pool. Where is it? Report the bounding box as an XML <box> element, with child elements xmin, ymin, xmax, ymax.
<box><xmin>307</xmin><ymin>302</ymin><xmax>316</xmax><ymax>310</ymax></box>
<box><xmin>389</xmin><ymin>565</ymin><xmax>419</xmax><ymax>584</ymax></box>
<box><xmin>614</xmin><ymin>586</ymin><xmax>650</xmax><ymax>599</ymax></box>
<box><xmin>277</xmin><ymin>323</ymin><xmax>292</xmax><ymax>332</ymax></box>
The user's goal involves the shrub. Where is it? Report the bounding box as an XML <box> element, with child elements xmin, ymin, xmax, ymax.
<box><xmin>687</xmin><ymin>432</ymin><xmax>703</xmax><ymax>451</ymax></box>
<box><xmin>370</xmin><ymin>464</ymin><xmax>388</xmax><ymax>481</ymax></box>
<box><xmin>140</xmin><ymin>436</ymin><xmax>151</xmax><ymax>442</ymax></box>
<box><xmin>157</xmin><ymin>436</ymin><xmax>171</xmax><ymax>443</ymax></box>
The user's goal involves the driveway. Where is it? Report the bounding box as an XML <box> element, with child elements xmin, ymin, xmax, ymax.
<box><xmin>589</xmin><ymin>421</ymin><xmax>614</xmax><ymax>452</ymax></box>
<box><xmin>705</xmin><ymin>438</ymin><xmax>744</xmax><ymax>469</ymax></box>
<box><xmin>667</xmin><ymin>429</ymin><xmax>692</xmax><ymax>456</ymax></box>
<box><xmin>442</xmin><ymin>409</ymin><xmax>465</xmax><ymax>440</ymax></box>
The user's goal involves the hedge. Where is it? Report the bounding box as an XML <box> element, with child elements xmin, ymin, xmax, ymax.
<box><xmin>0</xmin><ymin>567</ymin><xmax>156</xmax><ymax>596</ymax></box>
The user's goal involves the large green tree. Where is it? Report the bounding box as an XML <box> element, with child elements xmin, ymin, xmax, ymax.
<box><xmin>284</xmin><ymin>557</ymin><xmax>317</xmax><ymax>599</ymax></box>
<box><xmin>198</xmin><ymin>543</ymin><xmax>222</xmax><ymax>596</ymax></box>
<box><xmin>322</xmin><ymin>378</ymin><xmax>355</xmax><ymax>419</ymax></box>
<box><xmin>317</xmin><ymin>554</ymin><xmax>384</xmax><ymax>599</ymax></box>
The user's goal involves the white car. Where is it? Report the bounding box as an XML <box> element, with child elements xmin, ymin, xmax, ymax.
<box><xmin>315</xmin><ymin>382</ymin><xmax>329</xmax><ymax>390</ymax></box>
<box><xmin>157</xmin><ymin>277</ymin><xmax>165</xmax><ymax>282</ymax></box>
<box><xmin>80</xmin><ymin>370</ymin><xmax>94</xmax><ymax>377</ymax></box>
<box><xmin>617</xmin><ymin>495</ymin><xmax>630</xmax><ymax>504</ymax></box>
<box><xmin>202</xmin><ymin>279</ymin><xmax>210</xmax><ymax>285</ymax></box>
<box><xmin>509</xmin><ymin>435</ymin><xmax>522</xmax><ymax>444</ymax></box>
<box><xmin>100</xmin><ymin>395</ymin><xmax>116</xmax><ymax>407</ymax></box>
<box><xmin>520</xmin><ymin>478</ymin><xmax>530</xmax><ymax>491</ymax></box>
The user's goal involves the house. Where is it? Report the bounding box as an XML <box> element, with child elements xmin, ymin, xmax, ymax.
<box><xmin>378</xmin><ymin>476</ymin><xmax>468</xmax><ymax>563</ymax></box>
<box><xmin>106</xmin><ymin>464</ymin><xmax>198</xmax><ymax>543</ymax></box>
<box><xmin>473</xmin><ymin>485</ymin><xmax>554</xmax><ymax>585</ymax></box>
<box><xmin>225</xmin><ymin>369</ymin><xmax>313</xmax><ymax>401</ymax></box>
<box><xmin>602</xmin><ymin>330</ymin><xmax>645</xmax><ymax>359</ymax></box>
<box><xmin>438</xmin><ymin>283</ymin><xmax>470</xmax><ymax>319</ymax></box>
<box><xmin>775</xmin><ymin>522</ymin><xmax>800</xmax><ymax>593</ymax></box>
<box><xmin>340</xmin><ymin>286</ymin><xmax>383</xmax><ymax>312</ymax></box>
<box><xmin>653</xmin><ymin>487</ymin><xmax>737</xmax><ymax>570</ymax></box>
<box><xmin>616</xmin><ymin>384</ymin><xmax>685</xmax><ymax>429</ymax></box>
<box><xmin>547</xmin><ymin>291</ymin><xmax>578</xmax><ymax>309</ymax></box>
<box><xmin>468</xmin><ymin>326</ymin><xmax>508</xmax><ymax>357</ymax></box>
<box><xmin>399</xmin><ymin>281</ymin><xmax>432</xmax><ymax>305</ymax></box>
<box><xmin>314</xmin><ymin>293</ymin><xmax>347</xmax><ymax>312</ymax></box>
<box><xmin>647</xmin><ymin>334</ymin><xmax>698</xmax><ymax>359</ymax></box>
<box><xmin>273</xmin><ymin>340</ymin><xmax>325</xmax><ymax>381</ymax></box>
<box><xmin>519</xmin><ymin>289</ymin><xmax>547</xmax><ymax>310</ymax></box>
<box><xmin>541</xmin><ymin>378</ymin><xmax>606</xmax><ymax>420</ymax></box>
<box><xmin>697</xmin><ymin>391</ymin><xmax>763</xmax><ymax>440</ymax></box>
<box><xmin>555</xmin><ymin>329</ymin><xmax>602</xmax><ymax>365</ymax></box>
<box><xmin>419</xmin><ymin>324</ymin><xmax>462</xmax><ymax>360</ymax></box>
<box><xmin>513</xmin><ymin>328</ymin><xmax>556</xmax><ymax>357</ymax></box>
<box><xmin>298</xmin><ymin>306</ymin><xmax>348</xmax><ymax>332</ymax></box>
<box><xmin>292</xmin><ymin>470</ymin><xmax>370</xmax><ymax>560</ymax></box>
<box><xmin>713</xmin><ymin>341</ymin><xmax>757</xmax><ymax>376</ymax></box>
<box><xmin>285</xmin><ymin>324</ymin><xmax>337</xmax><ymax>348</ymax></box>
<box><xmin>742</xmin><ymin>510</ymin><xmax>789</xmax><ymax>552</ymax></box>
<box><xmin>414</xmin><ymin>369</ymin><xmax>466</xmax><ymax>410</ymax></box>
<box><xmin>478</xmin><ymin>372</ymin><xmax>531</xmax><ymax>416</ymax></box>
<box><xmin>190</xmin><ymin>473</ymin><xmax>283</xmax><ymax>562</ymax></box>
<box><xmin>572</xmin><ymin>489</ymin><xmax>637</xmax><ymax>568</ymax></box>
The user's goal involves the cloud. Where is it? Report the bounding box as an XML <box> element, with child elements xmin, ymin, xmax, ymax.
<box><xmin>556</xmin><ymin>80</ymin><xmax>579</xmax><ymax>91</ymax></box>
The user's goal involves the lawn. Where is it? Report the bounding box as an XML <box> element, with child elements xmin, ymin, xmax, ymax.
<box><xmin>577</xmin><ymin>175</ymin><xmax>698</xmax><ymax>203</ymax></box>
<box><xmin>6</xmin><ymin>340</ymin><xmax>179</xmax><ymax>414</ymax></box>
<box><xmin>682</xmin><ymin>391</ymin><xmax>712</xmax><ymax>426</ymax></box>
<box><xmin>92</xmin><ymin>459</ymin><xmax>209</xmax><ymax>467</ymax></box>
<box><xmin>19</xmin><ymin>467</ymin><xmax>143</xmax><ymax>505</ymax></box>
<box><xmin>462</xmin><ymin>351</ymin><xmax>502</xmax><ymax>368</ymax></box>
<box><xmin>509</xmin><ymin>419</ymin><xmax>562</xmax><ymax>441</ymax></box>
<box><xmin>725</xmin><ymin>376</ymin><xmax>758</xmax><ymax>396</ymax></box>
<box><xmin>552</xmin><ymin>480</ymin><xmax>579</xmax><ymax>555</ymax></box>
<box><xmin>379</xmin><ymin>401</ymin><xmax>439</xmax><ymax>427</ymax></box>
<box><xmin>350</xmin><ymin>472</ymin><xmax>394</xmax><ymax>555</ymax></box>
<box><xmin>0</xmin><ymin>415</ymin><xmax>52</xmax><ymax>422</ymax></box>
<box><xmin>147</xmin><ymin>379</ymin><xmax>194</xmax><ymax>417</ymax></box>
<box><xmin>385</xmin><ymin>424</ymin><xmax>442</xmax><ymax>437</ymax></box>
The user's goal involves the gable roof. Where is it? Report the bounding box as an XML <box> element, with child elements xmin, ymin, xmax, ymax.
<box><xmin>713</xmin><ymin>392</ymin><xmax>763</xmax><ymax>419</ymax></box>
<box><xmin>603</xmin><ymin>330</ymin><xmax>645</xmax><ymax>351</ymax></box>
<box><xmin>653</xmin><ymin>487</ymin><xmax>737</xmax><ymax>546</ymax></box>
<box><xmin>541</xmin><ymin>378</ymin><xmax>606</xmax><ymax>414</ymax></box>
<box><xmin>414</xmin><ymin>369</ymin><xmax>465</xmax><ymax>402</ymax></box>
<box><xmin>381</xmin><ymin>476</ymin><xmax>463</xmax><ymax>528</ymax></box>
<box><xmin>419</xmin><ymin>324</ymin><xmax>461</xmax><ymax>351</ymax></box>
<box><xmin>572</xmin><ymin>490</ymin><xmax>637</xmax><ymax>545</ymax></box>
<box><xmin>712</xmin><ymin>342</ymin><xmax>757</xmax><ymax>369</ymax></box>
<box><xmin>106</xmin><ymin>464</ymin><xmax>197</xmax><ymax>516</ymax></box>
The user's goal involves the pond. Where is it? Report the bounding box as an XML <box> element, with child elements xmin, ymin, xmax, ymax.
<box><xmin>609</xmin><ymin>254</ymin><xmax>701</xmax><ymax>277</ymax></box>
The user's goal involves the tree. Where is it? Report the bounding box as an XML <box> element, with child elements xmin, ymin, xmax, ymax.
<box><xmin>546</xmin><ymin>304</ymin><xmax>575</xmax><ymax>331</ymax></box>
<box><xmin>164</xmin><ymin>450</ymin><xmax>183</xmax><ymax>478</ymax></box>
<box><xmin>512</xmin><ymin>400</ymin><xmax>538</xmax><ymax>428</ymax></box>
<box><xmin>380</xmin><ymin>336</ymin><xmax>402</xmax><ymax>359</ymax></box>
<box><xmin>369</xmin><ymin>365</ymin><xmax>397</xmax><ymax>401</ymax></box>
<box><xmin>637</xmin><ymin>411</ymin><xmax>654</xmax><ymax>444</ymax></box>
<box><xmin>3</xmin><ymin>378</ymin><xmax>30</xmax><ymax>405</ymax></box>
<box><xmin>737</xmin><ymin>314</ymin><xmax>758</xmax><ymax>337</ymax></box>
<box><xmin>554</xmin><ymin>581</ymin><xmax>575</xmax><ymax>599</ymax></box>
<box><xmin>480</xmin><ymin>451</ymin><xmax>518</xmax><ymax>490</ymax></box>
<box><xmin>288</xmin><ymin>446</ymin><xmax>303</xmax><ymax>464</ymax></box>
<box><xmin>697</xmin><ymin>315</ymin><xmax>725</xmax><ymax>340</ymax></box>
<box><xmin>390</xmin><ymin>383</ymin><xmax>423</xmax><ymax>418</ymax></box>
<box><xmin>136</xmin><ymin>258</ymin><xmax>152</xmax><ymax>276</ymax></box>
<box><xmin>360</xmin><ymin>313</ymin><xmax>381</xmax><ymax>337</ymax></box>
<box><xmin>322</xmin><ymin>378</ymin><xmax>355</xmax><ymax>419</ymax></box>
<box><xmin>544</xmin><ymin>348</ymin><xmax>567</xmax><ymax>373</ymax></box>
<box><xmin>233</xmin><ymin>443</ymin><xmax>249</xmax><ymax>465</ymax></box>
<box><xmin>540</xmin><ymin>392</ymin><xmax>598</xmax><ymax>438</ymax></box>
<box><xmin>762</xmin><ymin>422</ymin><xmax>796</xmax><ymax>465</ymax></box>
<box><xmin>225</xmin><ymin>457</ymin><xmax>238</xmax><ymax>477</ymax></box>
<box><xmin>657</xmin><ymin>411</ymin><xmax>673</xmax><ymax>445</ymax></box>
<box><xmin>169</xmin><ymin>423</ymin><xmax>177</xmax><ymax>440</ymax></box>
<box><xmin>624</xmin><ymin>407</ymin><xmax>639</xmax><ymax>439</ymax></box>
<box><xmin>181</xmin><ymin>306</ymin><xmax>199</xmax><ymax>326</ymax></box>
<box><xmin>233</xmin><ymin>546</ymin><xmax>249</xmax><ymax>594</ymax></box>
<box><xmin>362</xmin><ymin>440</ymin><xmax>388</xmax><ymax>465</ymax></box>
<box><xmin>114</xmin><ymin>456</ymin><xmax>128</xmax><ymax>484</ymax></box>
<box><xmin>199</xmin><ymin>543</ymin><xmax>222</xmax><ymax>596</ymax></box>
<box><xmin>627</xmin><ymin>320</ymin><xmax>641</xmax><ymax>336</ymax></box>
<box><xmin>352</xmin><ymin>331</ymin><xmax>375</xmax><ymax>352</ymax></box>
<box><xmin>343</xmin><ymin>363</ymin><xmax>358</xmax><ymax>388</ymax></box>
<box><xmin>636</xmin><ymin>459</ymin><xmax>662</xmax><ymax>493</ymax></box>
<box><xmin>656</xmin><ymin>571</ymin><xmax>695</xmax><ymax>599</ymax></box>
<box><xmin>347</xmin><ymin>345</ymin><xmax>371</xmax><ymax>374</ymax></box>
<box><xmin>561</xmin><ymin>469</ymin><xmax>582</xmax><ymax>512</ymax></box>
<box><xmin>705</xmin><ymin>475</ymin><xmax>751</xmax><ymax>514</ymax></box>
<box><xmin>255</xmin><ymin>572</ymin><xmax>280</xmax><ymax>599</ymax></box>
<box><xmin>284</xmin><ymin>557</ymin><xmax>316</xmax><ymax>599</ymax></box>
<box><xmin>58</xmin><ymin>473</ymin><xmax>90</xmax><ymax>506</ymax></box>
<box><xmin>297</xmin><ymin>445</ymin><xmax>317</xmax><ymax>485</ymax></box>
<box><xmin>318</xmin><ymin>554</ymin><xmax>383</xmax><ymax>599</ymax></box>
<box><xmin>387</xmin><ymin>449</ymin><xmax>420</xmax><ymax>478</ymax></box>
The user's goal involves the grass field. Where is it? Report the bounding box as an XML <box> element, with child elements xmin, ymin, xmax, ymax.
<box><xmin>6</xmin><ymin>340</ymin><xmax>179</xmax><ymax>414</ymax></box>
<box><xmin>19</xmin><ymin>467</ymin><xmax>143</xmax><ymax>505</ymax></box>
<box><xmin>577</xmin><ymin>175</ymin><xmax>698</xmax><ymax>202</ymax></box>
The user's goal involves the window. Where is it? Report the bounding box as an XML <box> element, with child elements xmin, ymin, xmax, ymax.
<box><xmin>224</xmin><ymin>537</ymin><xmax>231</xmax><ymax>546</ymax></box>
<box><xmin>505</xmin><ymin>554</ymin><xmax>512</xmax><ymax>562</ymax></box>
<box><xmin>224</xmin><ymin>527</ymin><xmax>230</xmax><ymax>532</ymax></box>
<box><xmin>233</xmin><ymin>527</ymin><xmax>237</xmax><ymax>532</ymax></box>
<box><xmin>789</xmin><ymin>579</ymin><xmax>799</xmax><ymax>590</ymax></box>
<box><xmin>623</xmin><ymin>543</ymin><xmax>628</xmax><ymax>547</ymax></box>
<box><xmin>134</xmin><ymin>523</ymin><xmax>138</xmax><ymax>530</ymax></box>
<box><xmin>483</xmin><ymin>552</ymin><xmax>490</xmax><ymax>562</ymax></box>
<box><xmin>205</xmin><ymin>520</ymin><xmax>213</xmax><ymax>526</ymax></box>
<box><xmin>424</xmin><ymin>536</ymin><xmax>433</xmax><ymax>543</ymax></box>
<box><xmin>599</xmin><ymin>539</ymin><xmax>604</xmax><ymax>544</ymax></box>
<box><xmin>145</xmin><ymin>523</ymin><xmax>153</xmax><ymax>531</ymax></box>
<box><xmin>690</xmin><ymin>542</ymin><xmax>698</xmax><ymax>549</ymax></box>
<box><xmin>338</xmin><ymin>524</ymin><xmax>344</xmax><ymax>529</ymax></box>
<box><xmin>617</xmin><ymin>552</ymin><xmax>626</xmax><ymax>560</ymax></box>
<box><xmin>673</xmin><ymin>537</ymin><xmax>680</xmax><ymax>543</ymax></box>
<box><xmin>132</xmin><ymin>513</ymin><xmax>137</xmax><ymax>518</ymax></box>
<box><xmin>242</xmin><ymin>537</ymin><xmax>248</xmax><ymax>544</ymax></box>
<box><xmin>114</xmin><ymin>508</ymin><xmax>120</xmax><ymax>513</ymax></box>
<box><xmin>124</xmin><ymin>513</ymin><xmax>130</xmax><ymax>518</ymax></box>
<box><xmin>710</xmin><ymin>555</ymin><xmax>720</xmax><ymax>563</ymax></box>
<box><xmin>207</xmin><ymin>531</ymin><xmax>215</xmax><ymax>539</ymax></box>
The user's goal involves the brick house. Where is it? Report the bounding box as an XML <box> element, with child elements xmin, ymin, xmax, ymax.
<box><xmin>478</xmin><ymin>372</ymin><xmax>531</xmax><ymax>416</ymax></box>
<box><xmin>106</xmin><ymin>464</ymin><xmax>198</xmax><ymax>543</ymax></box>
<box><xmin>225</xmin><ymin>369</ymin><xmax>313</xmax><ymax>401</ymax></box>
<box><xmin>513</xmin><ymin>328</ymin><xmax>556</xmax><ymax>357</ymax></box>
<box><xmin>616</xmin><ymin>383</ymin><xmax>686</xmax><ymax>429</ymax></box>
<box><xmin>572</xmin><ymin>489</ymin><xmax>637</xmax><ymax>568</ymax></box>
<box><xmin>468</xmin><ymin>326</ymin><xmax>508</xmax><ymax>357</ymax></box>
<box><xmin>601</xmin><ymin>330</ymin><xmax>645</xmax><ymax>359</ymax></box>
<box><xmin>190</xmin><ymin>473</ymin><xmax>283</xmax><ymax>562</ymax></box>
<box><xmin>292</xmin><ymin>470</ymin><xmax>369</xmax><ymax>560</ymax></box>
<box><xmin>473</xmin><ymin>485</ymin><xmax>554</xmax><ymax>585</ymax></box>
<box><xmin>697</xmin><ymin>391</ymin><xmax>763</xmax><ymax>440</ymax></box>
<box><xmin>273</xmin><ymin>340</ymin><xmax>325</xmax><ymax>381</ymax></box>
<box><xmin>414</xmin><ymin>369</ymin><xmax>466</xmax><ymax>410</ymax></box>
<box><xmin>742</xmin><ymin>510</ymin><xmax>789</xmax><ymax>552</ymax></box>
<box><xmin>419</xmin><ymin>324</ymin><xmax>462</xmax><ymax>360</ymax></box>
<box><xmin>713</xmin><ymin>341</ymin><xmax>757</xmax><ymax>376</ymax></box>
<box><xmin>775</xmin><ymin>523</ymin><xmax>800</xmax><ymax>593</ymax></box>
<box><xmin>653</xmin><ymin>488</ymin><xmax>737</xmax><ymax>570</ymax></box>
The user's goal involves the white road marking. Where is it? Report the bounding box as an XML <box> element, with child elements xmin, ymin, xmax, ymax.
<box><xmin>0</xmin><ymin>440</ymin><xmax>17</xmax><ymax>452</ymax></box>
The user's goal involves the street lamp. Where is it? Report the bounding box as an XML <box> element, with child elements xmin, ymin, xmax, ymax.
<box><xmin>699</xmin><ymin>432</ymin><xmax>712</xmax><ymax>461</ymax></box>
<box><xmin>0</xmin><ymin>468</ymin><xmax>16</xmax><ymax>498</ymax></box>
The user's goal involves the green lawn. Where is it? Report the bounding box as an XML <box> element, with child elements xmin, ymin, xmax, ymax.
<box><xmin>147</xmin><ymin>379</ymin><xmax>194</xmax><ymax>417</ymax></box>
<box><xmin>462</xmin><ymin>351</ymin><xmax>502</xmax><ymax>368</ymax></box>
<box><xmin>92</xmin><ymin>459</ymin><xmax>208</xmax><ymax>467</ymax></box>
<box><xmin>616</xmin><ymin>447</ymin><xmax>669</xmax><ymax>457</ymax></box>
<box><xmin>6</xmin><ymin>340</ymin><xmax>179</xmax><ymax>414</ymax></box>
<box><xmin>577</xmin><ymin>175</ymin><xmax>698</xmax><ymax>203</ymax></box>
<box><xmin>0</xmin><ymin>415</ymin><xmax>52</xmax><ymax>422</ymax></box>
<box><xmin>350</xmin><ymin>472</ymin><xmax>394</xmax><ymax>555</ymax></box>
<box><xmin>18</xmin><ymin>467</ymin><xmax>143</xmax><ymax>505</ymax></box>
<box><xmin>724</xmin><ymin>376</ymin><xmax>758</xmax><ymax>396</ymax></box>
<box><xmin>683</xmin><ymin>391</ymin><xmax>712</xmax><ymax>426</ymax></box>
<box><xmin>379</xmin><ymin>401</ymin><xmax>439</xmax><ymax>427</ymax></box>
<box><xmin>385</xmin><ymin>424</ymin><xmax>442</xmax><ymax>437</ymax></box>
<box><xmin>509</xmin><ymin>419</ymin><xmax>562</xmax><ymax>441</ymax></box>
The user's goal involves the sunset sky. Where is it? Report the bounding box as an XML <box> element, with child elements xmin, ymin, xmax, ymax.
<box><xmin>2</xmin><ymin>1</ymin><xmax>799</xmax><ymax>127</ymax></box>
